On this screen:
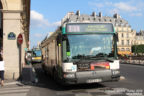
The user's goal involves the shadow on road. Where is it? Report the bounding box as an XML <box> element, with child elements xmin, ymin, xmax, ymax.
<box><xmin>31</xmin><ymin>64</ymin><xmax>106</xmax><ymax>91</ymax></box>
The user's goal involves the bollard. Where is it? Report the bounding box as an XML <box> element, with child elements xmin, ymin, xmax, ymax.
<box><xmin>13</xmin><ymin>72</ymin><xmax>15</xmax><ymax>80</ymax></box>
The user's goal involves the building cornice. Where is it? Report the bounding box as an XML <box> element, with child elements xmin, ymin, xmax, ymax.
<box><xmin>1</xmin><ymin>9</ymin><xmax>23</xmax><ymax>13</ymax></box>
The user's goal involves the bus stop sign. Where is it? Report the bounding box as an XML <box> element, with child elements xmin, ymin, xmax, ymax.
<box><xmin>17</xmin><ymin>33</ymin><xmax>23</xmax><ymax>45</ymax></box>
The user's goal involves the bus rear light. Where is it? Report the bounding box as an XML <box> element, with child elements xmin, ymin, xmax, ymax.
<box><xmin>105</xmin><ymin>64</ymin><xmax>110</xmax><ymax>69</ymax></box>
<box><xmin>90</xmin><ymin>66</ymin><xmax>95</xmax><ymax>70</ymax></box>
<box><xmin>90</xmin><ymin>62</ymin><xmax>110</xmax><ymax>70</ymax></box>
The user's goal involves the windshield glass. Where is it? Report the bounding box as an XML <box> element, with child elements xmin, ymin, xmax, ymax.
<box><xmin>63</xmin><ymin>34</ymin><xmax>114</xmax><ymax>62</ymax></box>
<box><xmin>33</xmin><ymin>50</ymin><xmax>41</xmax><ymax>57</ymax></box>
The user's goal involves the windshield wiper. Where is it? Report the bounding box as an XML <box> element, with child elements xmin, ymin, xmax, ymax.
<box><xmin>96</xmin><ymin>53</ymin><xmax>108</xmax><ymax>57</ymax></box>
<box><xmin>84</xmin><ymin>53</ymin><xmax>109</xmax><ymax>60</ymax></box>
<box><xmin>72</xmin><ymin>54</ymin><xmax>85</xmax><ymax>59</ymax></box>
<box><xmin>72</xmin><ymin>55</ymin><xmax>115</xmax><ymax>62</ymax></box>
<box><xmin>72</xmin><ymin>53</ymin><xmax>114</xmax><ymax>61</ymax></box>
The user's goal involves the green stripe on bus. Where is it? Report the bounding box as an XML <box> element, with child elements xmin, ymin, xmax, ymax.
<box><xmin>62</xmin><ymin>27</ymin><xmax>66</xmax><ymax>34</ymax></box>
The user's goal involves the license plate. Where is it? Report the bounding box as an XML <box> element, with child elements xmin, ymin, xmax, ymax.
<box><xmin>86</xmin><ymin>79</ymin><xmax>102</xmax><ymax>83</ymax></box>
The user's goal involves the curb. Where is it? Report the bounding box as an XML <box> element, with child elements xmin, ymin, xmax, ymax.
<box><xmin>4</xmin><ymin>81</ymin><xmax>20</xmax><ymax>86</ymax></box>
<box><xmin>21</xmin><ymin>65</ymin><xmax>38</xmax><ymax>83</ymax></box>
<box><xmin>120</xmin><ymin>63</ymin><xmax>144</xmax><ymax>66</ymax></box>
<box><xmin>3</xmin><ymin>81</ymin><xmax>25</xmax><ymax>86</ymax></box>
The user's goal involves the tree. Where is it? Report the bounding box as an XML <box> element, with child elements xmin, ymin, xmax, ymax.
<box><xmin>132</xmin><ymin>44</ymin><xmax>144</xmax><ymax>55</ymax></box>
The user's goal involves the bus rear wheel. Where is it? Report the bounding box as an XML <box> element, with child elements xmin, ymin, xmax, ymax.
<box><xmin>53</xmin><ymin>70</ymin><xmax>57</xmax><ymax>81</ymax></box>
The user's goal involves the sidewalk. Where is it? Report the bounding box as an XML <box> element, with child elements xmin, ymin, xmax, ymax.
<box><xmin>1</xmin><ymin>64</ymin><xmax>37</xmax><ymax>87</ymax></box>
<box><xmin>0</xmin><ymin>80</ymin><xmax>24</xmax><ymax>88</ymax></box>
<box><xmin>120</xmin><ymin>59</ymin><xmax>144</xmax><ymax>66</ymax></box>
<box><xmin>0</xmin><ymin>64</ymin><xmax>37</xmax><ymax>96</ymax></box>
<box><xmin>21</xmin><ymin>64</ymin><xmax>37</xmax><ymax>83</ymax></box>
<box><xmin>0</xmin><ymin>80</ymin><xmax>31</xmax><ymax>96</ymax></box>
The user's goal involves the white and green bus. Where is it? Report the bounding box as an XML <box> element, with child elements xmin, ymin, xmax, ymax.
<box><xmin>41</xmin><ymin>21</ymin><xmax>120</xmax><ymax>84</ymax></box>
<box><xmin>31</xmin><ymin>48</ymin><xmax>42</xmax><ymax>63</ymax></box>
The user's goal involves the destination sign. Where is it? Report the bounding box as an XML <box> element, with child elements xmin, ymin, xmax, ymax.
<box><xmin>66</xmin><ymin>23</ymin><xmax>114</xmax><ymax>33</ymax></box>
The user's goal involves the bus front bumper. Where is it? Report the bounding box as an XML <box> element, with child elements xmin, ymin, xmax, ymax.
<box><xmin>32</xmin><ymin>59</ymin><xmax>42</xmax><ymax>63</ymax></box>
<box><xmin>63</xmin><ymin>70</ymin><xmax>120</xmax><ymax>84</ymax></box>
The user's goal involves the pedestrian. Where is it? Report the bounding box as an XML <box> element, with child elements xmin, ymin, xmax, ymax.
<box><xmin>0</xmin><ymin>49</ymin><xmax>4</xmax><ymax>86</ymax></box>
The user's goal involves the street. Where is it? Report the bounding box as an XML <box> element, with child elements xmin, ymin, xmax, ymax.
<box><xmin>1</xmin><ymin>1</ymin><xmax>144</xmax><ymax>96</ymax></box>
<box><xmin>27</xmin><ymin>63</ymin><xmax>144</xmax><ymax>96</ymax></box>
<box><xmin>103</xmin><ymin>64</ymin><xmax>144</xmax><ymax>91</ymax></box>
<box><xmin>1</xmin><ymin>63</ymin><xmax>144</xmax><ymax>96</ymax></box>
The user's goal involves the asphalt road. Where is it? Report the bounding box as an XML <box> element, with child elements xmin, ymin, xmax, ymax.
<box><xmin>103</xmin><ymin>64</ymin><xmax>144</xmax><ymax>90</ymax></box>
<box><xmin>27</xmin><ymin>64</ymin><xmax>144</xmax><ymax>96</ymax></box>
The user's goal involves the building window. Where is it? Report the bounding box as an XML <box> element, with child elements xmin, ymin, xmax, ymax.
<box><xmin>127</xmin><ymin>40</ymin><xmax>129</xmax><ymax>45</ymax></box>
<box><xmin>126</xmin><ymin>48</ymin><xmax>130</xmax><ymax>51</ymax></box>
<box><xmin>121</xmin><ymin>48</ymin><xmax>125</xmax><ymax>51</ymax></box>
<box><xmin>131</xmin><ymin>40</ymin><xmax>133</xmax><ymax>45</ymax></box>
<box><xmin>127</xmin><ymin>33</ymin><xmax>129</xmax><ymax>38</ymax></box>
<box><xmin>122</xmin><ymin>40</ymin><xmax>124</xmax><ymax>45</ymax></box>
<box><xmin>121</xmin><ymin>33</ymin><xmax>124</xmax><ymax>37</ymax></box>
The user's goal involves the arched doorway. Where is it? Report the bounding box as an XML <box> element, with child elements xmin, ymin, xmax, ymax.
<box><xmin>0</xmin><ymin>1</ymin><xmax>3</xmax><ymax>53</ymax></box>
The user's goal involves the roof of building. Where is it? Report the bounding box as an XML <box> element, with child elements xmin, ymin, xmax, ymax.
<box><xmin>62</xmin><ymin>10</ymin><xmax>130</xmax><ymax>27</ymax></box>
<box><xmin>136</xmin><ymin>30</ymin><xmax>144</xmax><ymax>36</ymax></box>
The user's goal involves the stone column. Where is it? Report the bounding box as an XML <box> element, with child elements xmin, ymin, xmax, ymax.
<box><xmin>3</xmin><ymin>10</ymin><xmax>22</xmax><ymax>79</ymax></box>
<box><xmin>21</xmin><ymin>31</ymin><xmax>27</xmax><ymax>67</ymax></box>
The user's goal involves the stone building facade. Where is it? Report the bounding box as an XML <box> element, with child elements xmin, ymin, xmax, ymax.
<box><xmin>62</xmin><ymin>11</ymin><xmax>136</xmax><ymax>55</ymax></box>
<box><xmin>135</xmin><ymin>30</ymin><xmax>144</xmax><ymax>45</ymax></box>
<box><xmin>101</xmin><ymin>13</ymin><xmax>136</xmax><ymax>55</ymax></box>
<box><xmin>0</xmin><ymin>0</ymin><xmax>30</xmax><ymax>79</ymax></box>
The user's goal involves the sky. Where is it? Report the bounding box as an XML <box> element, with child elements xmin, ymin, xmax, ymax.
<box><xmin>30</xmin><ymin>0</ymin><xmax>144</xmax><ymax>48</ymax></box>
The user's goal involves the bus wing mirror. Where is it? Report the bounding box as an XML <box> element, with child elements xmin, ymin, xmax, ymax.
<box><xmin>114</xmin><ymin>33</ymin><xmax>119</xmax><ymax>42</ymax></box>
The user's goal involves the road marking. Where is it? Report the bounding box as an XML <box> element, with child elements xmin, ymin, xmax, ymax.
<box><xmin>0</xmin><ymin>93</ymin><xmax>27</xmax><ymax>96</ymax></box>
<box><xmin>0</xmin><ymin>86</ymin><xmax>31</xmax><ymax>96</ymax></box>
<box><xmin>0</xmin><ymin>89</ymin><xmax>29</xmax><ymax>94</ymax></box>
<box><xmin>0</xmin><ymin>86</ymin><xmax>31</xmax><ymax>90</ymax></box>
<box><xmin>4</xmin><ymin>81</ymin><xmax>21</xmax><ymax>86</ymax></box>
<box><xmin>56</xmin><ymin>87</ymin><xmax>144</xmax><ymax>96</ymax></box>
<box><xmin>120</xmin><ymin>76</ymin><xmax>125</xmax><ymax>80</ymax></box>
<box><xmin>75</xmin><ymin>93</ymin><xmax>91</xmax><ymax>96</ymax></box>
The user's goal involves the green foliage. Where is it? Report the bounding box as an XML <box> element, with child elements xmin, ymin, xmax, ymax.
<box><xmin>132</xmin><ymin>44</ymin><xmax>144</xmax><ymax>54</ymax></box>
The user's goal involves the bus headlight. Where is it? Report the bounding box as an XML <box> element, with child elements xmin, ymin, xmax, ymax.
<box><xmin>112</xmin><ymin>70</ymin><xmax>120</xmax><ymax>75</ymax></box>
<box><xmin>62</xmin><ymin>63</ymin><xmax>77</xmax><ymax>72</ymax></box>
<box><xmin>64</xmin><ymin>74</ymin><xmax>75</xmax><ymax>78</ymax></box>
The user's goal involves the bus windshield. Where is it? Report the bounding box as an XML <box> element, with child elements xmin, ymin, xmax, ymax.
<box><xmin>32</xmin><ymin>50</ymin><xmax>42</xmax><ymax>57</ymax></box>
<box><xmin>63</xmin><ymin>34</ymin><xmax>115</xmax><ymax>62</ymax></box>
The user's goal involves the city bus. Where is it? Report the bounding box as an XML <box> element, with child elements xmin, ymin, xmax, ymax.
<box><xmin>41</xmin><ymin>14</ymin><xmax>120</xmax><ymax>85</ymax></box>
<box><xmin>31</xmin><ymin>48</ymin><xmax>42</xmax><ymax>63</ymax></box>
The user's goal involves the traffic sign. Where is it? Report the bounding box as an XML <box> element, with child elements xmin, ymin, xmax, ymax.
<box><xmin>17</xmin><ymin>34</ymin><xmax>23</xmax><ymax>45</ymax></box>
<box><xmin>8</xmin><ymin>32</ymin><xmax>16</xmax><ymax>40</ymax></box>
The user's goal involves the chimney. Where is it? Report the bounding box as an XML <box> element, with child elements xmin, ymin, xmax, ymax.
<box><xmin>92</xmin><ymin>12</ymin><xmax>96</xmax><ymax>17</ymax></box>
<box><xmin>113</xmin><ymin>13</ymin><xmax>120</xmax><ymax>19</ymax></box>
<box><xmin>76</xmin><ymin>10</ymin><xmax>80</xmax><ymax>16</ymax></box>
<box><xmin>99</xmin><ymin>12</ymin><xmax>102</xmax><ymax>18</ymax></box>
